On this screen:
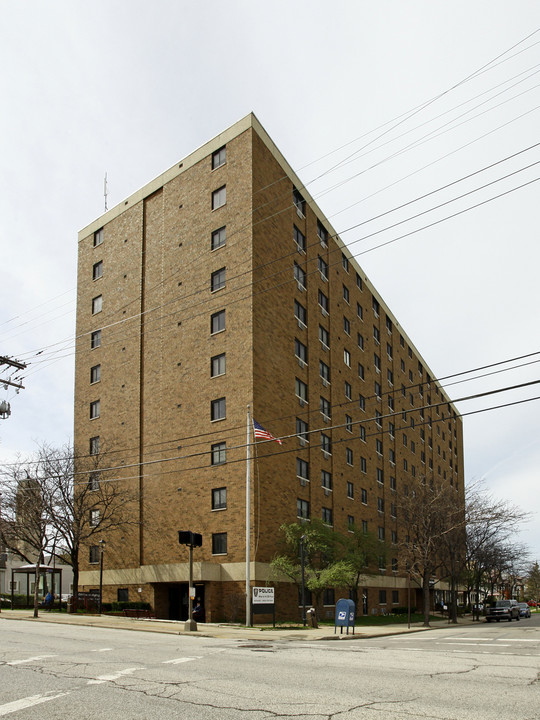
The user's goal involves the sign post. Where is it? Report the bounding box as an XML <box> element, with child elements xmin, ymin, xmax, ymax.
<box><xmin>251</xmin><ymin>586</ymin><xmax>275</xmax><ymax>627</ymax></box>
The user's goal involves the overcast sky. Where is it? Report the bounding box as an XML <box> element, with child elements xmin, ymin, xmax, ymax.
<box><xmin>1</xmin><ymin>1</ymin><xmax>539</xmax><ymax>564</ymax></box>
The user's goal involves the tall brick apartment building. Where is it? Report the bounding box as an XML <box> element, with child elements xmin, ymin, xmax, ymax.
<box><xmin>75</xmin><ymin>113</ymin><xmax>464</xmax><ymax>622</ymax></box>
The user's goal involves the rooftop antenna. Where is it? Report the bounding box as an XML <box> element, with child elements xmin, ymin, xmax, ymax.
<box><xmin>104</xmin><ymin>172</ymin><xmax>108</xmax><ymax>212</ymax></box>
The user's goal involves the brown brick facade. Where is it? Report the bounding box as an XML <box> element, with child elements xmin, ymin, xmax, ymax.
<box><xmin>75</xmin><ymin>114</ymin><xmax>464</xmax><ymax>623</ymax></box>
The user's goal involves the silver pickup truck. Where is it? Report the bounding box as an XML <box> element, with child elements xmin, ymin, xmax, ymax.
<box><xmin>485</xmin><ymin>599</ymin><xmax>520</xmax><ymax>622</ymax></box>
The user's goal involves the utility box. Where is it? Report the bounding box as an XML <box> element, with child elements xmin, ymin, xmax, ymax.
<box><xmin>335</xmin><ymin>598</ymin><xmax>356</xmax><ymax>635</ymax></box>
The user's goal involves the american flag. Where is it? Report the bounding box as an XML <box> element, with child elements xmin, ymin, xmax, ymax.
<box><xmin>253</xmin><ymin>419</ymin><xmax>283</xmax><ymax>445</ymax></box>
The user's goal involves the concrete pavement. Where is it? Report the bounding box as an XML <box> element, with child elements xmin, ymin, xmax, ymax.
<box><xmin>0</xmin><ymin>608</ymin><xmax>479</xmax><ymax>641</ymax></box>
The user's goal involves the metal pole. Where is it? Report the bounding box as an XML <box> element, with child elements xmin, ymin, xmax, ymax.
<box><xmin>300</xmin><ymin>535</ymin><xmax>306</xmax><ymax>627</ymax></box>
<box><xmin>245</xmin><ymin>406</ymin><xmax>251</xmax><ymax>627</ymax></box>
<box><xmin>99</xmin><ymin>540</ymin><xmax>105</xmax><ymax>615</ymax></box>
<box><xmin>184</xmin><ymin>539</ymin><xmax>197</xmax><ymax>631</ymax></box>
<box><xmin>407</xmin><ymin>571</ymin><xmax>411</xmax><ymax>629</ymax></box>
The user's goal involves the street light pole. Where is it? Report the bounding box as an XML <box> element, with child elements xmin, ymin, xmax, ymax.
<box><xmin>98</xmin><ymin>540</ymin><xmax>106</xmax><ymax>615</ymax></box>
<box><xmin>300</xmin><ymin>535</ymin><xmax>306</xmax><ymax>627</ymax></box>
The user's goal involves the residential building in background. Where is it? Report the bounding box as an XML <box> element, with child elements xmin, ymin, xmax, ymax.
<box><xmin>74</xmin><ymin>113</ymin><xmax>464</xmax><ymax>621</ymax></box>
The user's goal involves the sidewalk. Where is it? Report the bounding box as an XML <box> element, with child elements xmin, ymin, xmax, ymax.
<box><xmin>0</xmin><ymin>609</ymin><xmax>479</xmax><ymax>642</ymax></box>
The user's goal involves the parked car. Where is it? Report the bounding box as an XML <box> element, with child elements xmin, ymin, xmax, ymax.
<box><xmin>485</xmin><ymin>599</ymin><xmax>520</xmax><ymax>622</ymax></box>
<box><xmin>518</xmin><ymin>602</ymin><xmax>531</xmax><ymax>618</ymax></box>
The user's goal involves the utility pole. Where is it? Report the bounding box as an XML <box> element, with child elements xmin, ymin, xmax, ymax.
<box><xmin>0</xmin><ymin>356</ymin><xmax>27</xmax><ymax>419</ymax></box>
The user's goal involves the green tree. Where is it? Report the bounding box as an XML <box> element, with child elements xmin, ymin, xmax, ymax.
<box><xmin>526</xmin><ymin>561</ymin><xmax>540</xmax><ymax>602</ymax></box>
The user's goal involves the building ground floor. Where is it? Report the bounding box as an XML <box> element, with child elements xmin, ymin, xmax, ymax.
<box><xmin>79</xmin><ymin>561</ymin><xmax>457</xmax><ymax>623</ymax></box>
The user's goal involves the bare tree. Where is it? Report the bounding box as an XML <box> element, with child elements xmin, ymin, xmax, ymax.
<box><xmin>398</xmin><ymin>478</ymin><xmax>465</xmax><ymax>627</ymax></box>
<box><xmin>1</xmin><ymin>443</ymin><xmax>138</xmax><ymax>610</ymax></box>
<box><xmin>526</xmin><ymin>561</ymin><xmax>540</xmax><ymax>602</ymax></box>
<box><xmin>38</xmin><ymin>442</ymin><xmax>138</xmax><ymax>604</ymax></box>
<box><xmin>0</xmin><ymin>460</ymin><xmax>51</xmax><ymax>617</ymax></box>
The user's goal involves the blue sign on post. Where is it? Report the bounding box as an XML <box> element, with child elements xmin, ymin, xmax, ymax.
<box><xmin>335</xmin><ymin>598</ymin><xmax>356</xmax><ymax>635</ymax></box>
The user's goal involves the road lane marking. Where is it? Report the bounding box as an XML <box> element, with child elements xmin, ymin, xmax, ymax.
<box><xmin>90</xmin><ymin>648</ymin><xmax>113</xmax><ymax>652</ymax></box>
<box><xmin>87</xmin><ymin>667</ymin><xmax>139</xmax><ymax>685</ymax></box>
<box><xmin>0</xmin><ymin>692</ymin><xmax>68</xmax><ymax>716</ymax></box>
<box><xmin>438</xmin><ymin>642</ymin><xmax>510</xmax><ymax>647</ymax></box>
<box><xmin>502</xmin><ymin>638</ymin><xmax>538</xmax><ymax>642</ymax></box>
<box><xmin>163</xmin><ymin>656</ymin><xmax>202</xmax><ymax>664</ymax></box>
<box><xmin>7</xmin><ymin>655</ymin><xmax>57</xmax><ymax>665</ymax></box>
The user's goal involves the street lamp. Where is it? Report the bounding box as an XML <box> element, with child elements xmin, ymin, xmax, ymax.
<box><xmin>98</xmin><ymin>540</ymin><xmax>106</xmax><ymax>615</ymax></box>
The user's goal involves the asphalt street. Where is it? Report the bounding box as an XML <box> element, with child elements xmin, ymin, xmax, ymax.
<box><xmin>0</xmin><ymin>613</ymin><xmax>538</xmax><ymax>719</ymax></box>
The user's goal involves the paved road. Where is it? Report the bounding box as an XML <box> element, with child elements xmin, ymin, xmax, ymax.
<box><xmin>0</xmin><ymin>616</ymin><xmax>538</xmax><ymax>718</ymax></box>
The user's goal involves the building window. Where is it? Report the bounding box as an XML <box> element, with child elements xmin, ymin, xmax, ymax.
<box><xmin>360</xmin><ymin>458</ymin><xmax>367</xmax><ymax>474</ymax></box>
<box><xmin>345</xmin><ymin>414</ymin><xmax>352</xmax><ymax>432</ymax></box>
<box><xmin>390</xmin><ymin>503</ymin><xmax>397</xmax><ymax>518</ymax></box>
<box><xmin>372</xmin><ymin>296</ymin><xmax>380</xmax><ymax>317</ymax></box>
<box><xmin>295</xmin><ymin>338</ymin><xmax>307</xmax><ymax>364</ymax></box>
<box><xmin>347</xmin><ymin>481</ymin><xmax>354</xmax><ymax>499</ymax></box>
<box><xmin>359</xmin><ymin>394</ymin><xmax>365</xmax><ymax>411</ymax></box>
<box><xmin>118</xmin><ymin>588</ymin><xmax>129</xmax><ymax>603</ymax></box>
<box><xmin>356</xmin><ymin>272</ymin><xmax>363</xmax><ymax>290</ymax></box>
<box><xmin>344</xmin><ymin>349</ymin><xmax>351</xmax><ymax>367</ymax></box>
<box><xmin>346</xmin><ymin>447</ymin><xmax>353</xmax><ymax>465</ymax></box>
<box><xmin>93</xmin><ymin>228</ymin><xmax>104</xmax><ymax>247</ymax></box>
<box><xmin>322</xmin><ymin>507</ymin><xmax>333</xmax><ymax>525</ymax></box>
<box><xmin>211</xmin><ymin>397</ymin><xmax>226</xmax><ymax>421</ymax></box>
<box><xmin>211</xmin><ymin>310</ymin><xmax>225</xmax><ymax>334</ymax></box>
<box><xmin>347</xmin><ymin>515</ymin><xmax>355</xmax><ymax>531</ymax></box>
<box><xmin>212</xmin><ymin>532</ymin><xmax>227</xmax><ymax>554</ymax></box>
<box><xmin>375</xmin><ymin>381</ymin><xmax>382</xmax><ymax>398</ymax></box>
<box><xmin>317</xmin><ymin>220</ymin><xmax>328</xmax><ymax>246</ymax></box>
<box><xmin>212</xmin><ymin>487</ymin><xmax>227</xmax><ymax>510</ymax></box>
<box><xmin>357</xmin><ymin>333</ymin><xmax>364</xmax><ymax>350</ymax></box>
<box><xmin>378</xmin><ymin>556</ymin><xmax>386</xmax><ymax>571</ymax></box>
<box><xmin>294</xmin><ymin>300</ymin><xmax>307</xmax><ymax>327</ymax></box>
<box><xmin>297</xmin><ymin>498</ymin><xmax>310</xmax><ymax>519</ymax></box>
<box><xmin>91</xmin><ymin>330</ymin><xmax>101</xmax><ymax>349</ymax></box>
<box><xmin>321</xmin><ymin>433</ymin><xmax>331</xmax><ymax>455</ymax></box>
<box><xmin>212</xmin><ymin>185</ymin><xmax>226</xmax><ymax>209</ymax></box>
<box><xmin>359</xmin><ymin>425</ymin><xmax>366</xmax><ymax>441</ymax></box>
<box><xmin>211</xmin><ymin>267</ymin><xmax>226</xmax><ymax>292</ymax></box>
<box><xmin>391</xmin><ymin>558</ymin><xmax>398</xmax><ymax>573</ymax></box>
<box><xmin>357</xmin><ymin>302</ymin><xmax>363</xmax><ymax>320</ymax></box>
<box><xmin>319</xmin><ymin>325</ymin><xmax>329</xmax><ymax>349</ymax></box>
<box><xmin>296</xmin><ymin>418</ymin><xmax>308</xmax><ymax>443</ymax></box>
<box><xmin>211</xmin><ymin>442</ymin><xmax>226</xmax><ymax>465</ymax></box>
<box><xmin>358</xmin><ymin>363</ymin><xmax>365</xmax><ymax>381</ymax></box>
<box><xmin>343</xmin><ymin>284</ymin><xmax>350</xmax><ymax>303</ymax></box>
<box><xmin>343</xmin><ymin>316</ymin><xmax>351</xmax><ymax>335</ymax></box>
<box><xmin>211</xmin><ymin>225</ymin><xmax>226</xmax><ymax>250</ymax></box>
<box><xmin>323</xmin><ymin>588</ymin><xmax>335</xmax><ymax>606</ymax></box>
<box><xmin>386</xmin><ymin>316</ymin><xmax>393</xmax><ymax>334</ymax></box>
<box><xmin>90</xmin><ymin>509</ymin><xmax>100</xmax><ymax>527</ymax></box>
<box><xmin>373</xmin><ymin>326</ymin><xmax>380</xmax><ymax>344</ymax></box>
<box><xmin>376</xmin><ymin>439</ymin><xmax>383</xmax><ymax>455</ymax></box>
<box><xmin>362</xmin><ymin>520</ymin><xmax>368</xmax><ymax>534</ymax></box>
<box><xmin>377</xmin><ymin>497</ymin><xmax>384</xmax><ymax>513</ymax></box>
<box><xmin>294</xmin><ymin>262</ymin><xmax>306</xmax><ymax>290</ymax></box>
<box><xmin>390</xmin><ymin>476</ymin><xmax>397</xmax><ymax>491</ymax></box>
<box><xmin>212</xmin><ymin>146</ymin><xmax>226</xmax><ymax>169</ymax></box>
<box><xmin>342</xmin><ymin>253</ymin><xmax>349</xmax><ymax>272</ymax></box>
<box><xmin>378</xmin><ymin>526</ymin><xmax>385</xmax><ymax>541</ymax></box>
<box><xmin>379</xmin><ymin>590</ymin><xmax>387</xmax><ymax>604</ymax></box>
<box><xmin>318</xmin><ymin>256</ymin><xmax>328</xmax><ymax>281</ymax></box>
<box><xmin>90</xmin><ymin>400</ymin><xmax>100</xmax><ymax>419</ymax></box>
<box><xmin>391</xmin><ymin>530</ymin><xmax>398</xmax><ymax>544</ymax></box>
<box><xmin>92</xmin><ymin>295</ymin><xmax>102</xmax><ymax>315</ymax></box>
<box><xmin>93</xmin><ymin>261</ymin><xmax>103</xmax><ymax>280</ymax></box>
<box><xmin>318</xmin><ymin>289</ymin><xmax>329</xmax><ymax>314</ymax></box>
<box><xmin>89</xmin><ymin>436</ymin><xmax>100</xmax><ymax>455</ymax></box>
<box><xmin>211</xmin><ymin>353</ymin><xmax>226</xmax><ymax>377</ymax></box>
<box><xmin>377</xmin><ymin>468</ymin><xmax>384</xmax><ymax>484</ymax></box>
<box><xmin>375</xmin><ymin>411</ymin><xmax>382</xmax><ymax>427</ymax></box>
<box><xmin>389</xmin><ymin>449</ymin><xmax>396</xmax><ymax>464</ymax></box>
<box><xmin>320</xmin><ymin>396</ymin><xmax>331</xmax><ymax>420</ymax></box>
<box><xmin>295</xmin><ymin>377</ymin><xmax>308</xmax><ymax>402</ymax></box>
<box><xmin>321</xmin><ymin>470</ymin><xmax>332</xmax><ymax>490</ymax></box>
<box><xmin>392</xmin><ymin>590</ymin><xmax>399</xmax><ymax>604</ymax></box>
<box><xmin>319</xmin><ymin>360</ymin><xmax>330</xmax><ymax>383</ymax></box>
<box><xmin>293</xmin><ymin>187</ymin><xmax>306</xmax><ymax>216</ymax></box>
<box><xmin>88</xmin><ymin>471</ymin><xmax>100</xmax><ymax>490</ymax></box>
<box><xmin>89</xmin><ymin>546</ymin><xmax>100</xmax><ymax>564</ymax></box>
<box><xmin>374</xmin><ymin>354</ymin><xmax>381</xmax><ymax>372</ymax></box>
<box><xmin>294</xmin><ymin>225</ymin><xmax>306</xmax><ymax>253</ymax></box>
<box><xmin>90</xmin><ymin>365</ymin><xmax>101</xmax><ymax>384</ymax></box>
<box><xmin>296</xmin><ymin>458</ymin><xmax>309</xmax><ymax>481</ymax></box>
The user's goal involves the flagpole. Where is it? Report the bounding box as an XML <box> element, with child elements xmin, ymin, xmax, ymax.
<box><xmin>245</xmin><ymin>405</ymin><xmax>251</xmax><ymax>627</ymax></box>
